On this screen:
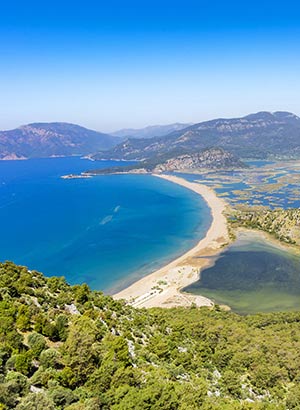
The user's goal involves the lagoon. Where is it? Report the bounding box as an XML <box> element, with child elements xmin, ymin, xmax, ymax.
<box><xmin>185</xmin><ymin>231</ymin><xmax>300</xmax><ymax>314</ymax></box>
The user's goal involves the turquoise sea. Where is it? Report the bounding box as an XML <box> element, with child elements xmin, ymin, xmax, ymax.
<box><xmin>0</xmin><ymin>157</ymin><xmax>211</xmax><ymax>293</ymax></box>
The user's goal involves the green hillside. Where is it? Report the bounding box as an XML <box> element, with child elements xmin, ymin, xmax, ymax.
<box><xmin>1</xmin><ymin>261</ymin><xmax>300</xmax><ymax>409</ymax></box>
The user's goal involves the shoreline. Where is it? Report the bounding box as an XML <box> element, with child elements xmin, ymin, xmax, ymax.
<box><xmin>235</xmin><ymin>227</ymin><xmax>300</xmax><ymax>256</ymax></box>
<box><xmin>113</xmin><ymin>174</ymin><xmax>230</xmax><ymax>308</ymax></box>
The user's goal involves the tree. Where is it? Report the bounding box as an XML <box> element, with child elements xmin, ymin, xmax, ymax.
<box><xmin>14</xmin><ymin>352</ymin><xmax>33</xmax><ymax>376</ymax></box>
<box><xmin>16</xmin><ymin>392</ymin><xmax>55</xmax><ymax>410</ymax></box>
<box><xmin>28</xmin><ymin>332</ymin><xmax>46</xmax><ymax>358</ymax></box>
<box><xmin>61</xmin><ymin>316</ymin><xmax>101</xmax><ymax>386</ymax></box>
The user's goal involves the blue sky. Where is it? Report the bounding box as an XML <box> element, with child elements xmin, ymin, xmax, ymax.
<box><xmin>0</xmin><ymin>0</ymin><xmax>300</xmax><ymax>131</ymax></box>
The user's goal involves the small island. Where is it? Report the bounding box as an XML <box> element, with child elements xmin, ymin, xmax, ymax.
<box><xmin>61</xmin><ymin>173</ymin><xmax>92</xmax><ymax>179</ymax></box>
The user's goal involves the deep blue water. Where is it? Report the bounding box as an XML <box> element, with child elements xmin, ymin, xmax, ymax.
<box><xmin>0</xmin><ymin>157</ymin><xmax>211</xmax><ymax>293</ymax></box>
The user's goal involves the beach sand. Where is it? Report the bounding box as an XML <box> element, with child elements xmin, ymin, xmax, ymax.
<box><xmin>113</xmin><ymin>174</ymin><xmax>230</xmax><ymax>308</ymax></box>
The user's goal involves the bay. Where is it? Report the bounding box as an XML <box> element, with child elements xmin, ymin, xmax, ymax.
<box><xmin>0</xmin><ymin>157</ymin><xmax>211</xmax><ymax>293</ymax></box>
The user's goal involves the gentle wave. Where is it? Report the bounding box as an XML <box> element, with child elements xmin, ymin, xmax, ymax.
<box><xmin>99</xmin><ymin>215</ymin><xmax>114</xmax><ymax>225</ymax></box>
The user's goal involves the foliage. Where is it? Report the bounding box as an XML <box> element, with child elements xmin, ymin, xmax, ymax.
<box><xmin>230</xmin><ymin>207</ymin><xmax>300</xmax><ymax>245</ymax></box>
<box><xmin>0</xmin><ymin>261</ymin><xmax>300</xmax><ymax>409</ymax></box>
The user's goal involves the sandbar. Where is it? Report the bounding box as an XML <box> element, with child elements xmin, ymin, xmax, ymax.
<box><xmin>113</xmin><ymin>174</ymin><xmax>230</xmax><ymax>308</ymax></box>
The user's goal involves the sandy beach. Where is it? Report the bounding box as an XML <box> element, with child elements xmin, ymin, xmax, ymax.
<box><xmin>114</xmin><ymin>174</ymin><xmax>230</xmax><ymax>308</ymax></box>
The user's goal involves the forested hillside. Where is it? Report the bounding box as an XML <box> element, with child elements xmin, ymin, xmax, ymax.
<box><xmin>1</xmin><ymin>262</ymin><xmax>300</xmax><ymax>409</ymax></box>
<box><xmin>92</xmin><ymin>111</ymin><xmax>300</xmax><ymax>161</ymax></box>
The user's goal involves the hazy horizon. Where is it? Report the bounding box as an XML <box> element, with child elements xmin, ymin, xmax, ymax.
<box><xmin>1</xmin><ymin>109</ymin><xmax>299</xmax><ymax>134</ymax></box>
<box><xmin>1</xmin><ymin>0</ymin><xmax>300</xmax><ymax>131</ymax></box>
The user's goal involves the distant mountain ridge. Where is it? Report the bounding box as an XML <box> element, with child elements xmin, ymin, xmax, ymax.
<box><xmin>0</xmin><ymin>122</ymin><xmax>121</xmax><ymax>160</ymax></box>
<box><xmin>2</xmin><ymin>112</ymin><xmax>300</xmax><ymax>161</ymax></box>
<box><xmin>92</xmin><ymin>111</ymin><xmax>300</xmax><ymax>161</ymax></box>
<box><xmin>111</xmin><ymin>123</ymin><xmax>193</xmax><ymax>139</ymax></box>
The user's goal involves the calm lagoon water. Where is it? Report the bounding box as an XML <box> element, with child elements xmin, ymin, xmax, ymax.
<box><xmin>0</xmin><ymin>157</ymin><xmax>211</xmax><ymax>293</ymax></box>
<box><xmin>185</xmin><ymin>231</ymin><xmax>300</xmax><ymax>314</ymax></box>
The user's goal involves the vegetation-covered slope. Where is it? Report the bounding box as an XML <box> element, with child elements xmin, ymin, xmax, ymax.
<box><xmin>152</xmin><ymin>148</ymin><xmax>246</xmax><ymax>172</ymax></box>
<box><xmin>89</xmin><ymin>148</ymin><xmax>246</xmax><ymax>175</ymax></box>
<box><xmin>92</xmin><ymin>111</ymin><xmax>300</xmax><ymax>161</ymax></box>
<box><xmin>230</xmin><ymin>207</ymin><xmax>300</xmax><ymax>245</ymax></box>
<box><xmin>1</xmin><ymin>262</ymin><xmax>300</xmax><ymax>409</ymax></box>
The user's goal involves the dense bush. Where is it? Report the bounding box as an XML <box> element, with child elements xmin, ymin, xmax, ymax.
<box><xmin>0</xmin><ymin>261</ymin><xmax>300</xmax><ymax>409</ymax></box>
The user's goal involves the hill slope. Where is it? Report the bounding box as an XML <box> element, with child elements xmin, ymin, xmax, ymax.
<box><xmin>0</xmin><ymin>123</ymin><xmax>120</xmax><ymax>160</ymax></box>
<box><xmin>93</xmin><ymin>111</ymin><xmax>300</xmax><ymax>160</ymax></box>
<box><xmin>1</xmin><ymin>261</ymin><xmax>300</xmax><ymax>409</ymax></box>
<box><xmin>92</xmin><ymin>147</ymin><xmax>247</xmax><ymax>175</ymax></box>
<box><xmin>153</xmin><ymin>147</ymin><xmax>246</xmax><ymax>172</ymax></box>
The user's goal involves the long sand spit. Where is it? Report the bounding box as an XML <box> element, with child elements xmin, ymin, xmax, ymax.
<box><xmin>114</xmin><ymin>174</ymin><xmax>230</xmax><ymax>308</ymax></box>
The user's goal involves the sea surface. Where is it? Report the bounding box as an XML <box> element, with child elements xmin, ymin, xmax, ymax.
<box><xmin>185</xmin><ymin>231</ymin><xmax>300</xmax><ymax>314</ymax></box>
<box><xmin>0</xmin><ymin>157</ymin><xmax>211</xmax><ymax>292</ymax></box>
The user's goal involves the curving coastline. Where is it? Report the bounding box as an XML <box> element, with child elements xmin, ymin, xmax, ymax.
<box><xmin>113</xmin><ymin>174</ymin><xmax>230</xmax><ymax>308</ymax></box>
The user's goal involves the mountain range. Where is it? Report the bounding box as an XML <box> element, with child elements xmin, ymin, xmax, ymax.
<box><xmin>0</xmin><ymin>123</ymin><xmax>120</xmax><ymax>160</ymax></box>
<box><xmin>93</xmin><ymin>111</ymin><xmax>300</xmax><ymax>161</ymax></box>
<box><xmin>1</xmin><ymin>112</ymin><xmax>300</xmax><ymax>161</ymax></box>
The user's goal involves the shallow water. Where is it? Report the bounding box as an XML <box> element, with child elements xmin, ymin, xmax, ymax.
<box><xmin>178</xmin><ymin>160</ymin><xmax>300</xmax><ymax>209</ymax></box>
<box><xmin>0</xmin><ymin>157</ymin><xmax>211</xmax><ymax>292</ymax></box>
<box><xmin>185</xmin><ymin>231</ymin><xmax>300</xmax><ymax>314</ymax></box>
